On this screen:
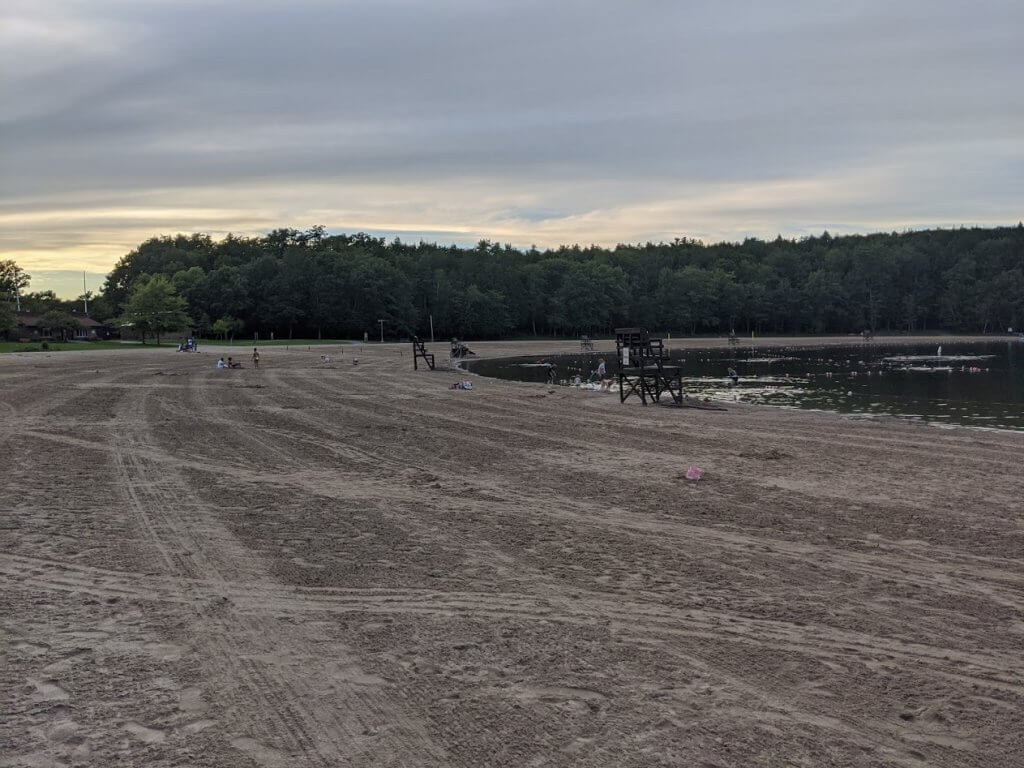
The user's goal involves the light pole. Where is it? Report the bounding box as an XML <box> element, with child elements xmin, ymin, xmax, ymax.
<box><xmin>378</xmin><ymin>319</ymin><xmax>384</xmax><ymax>343</ymax></box>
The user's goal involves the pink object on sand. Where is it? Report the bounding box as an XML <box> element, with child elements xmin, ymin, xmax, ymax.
<box><xmin>685</xmin><ymin>466</ymin><xmax>703</xmax><ymax>481</ymax></box>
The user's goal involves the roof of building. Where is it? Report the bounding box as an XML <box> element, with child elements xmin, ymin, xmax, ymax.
<box><xmin>16</xmin><ymin>312</ymin><xmax>104</xmax><ymax>328</ymax></box>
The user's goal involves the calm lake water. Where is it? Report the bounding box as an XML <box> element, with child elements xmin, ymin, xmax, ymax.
<box><xmin>468</xmin><ymin>341</ymin><xmax>1024</xmax><ymax>432</ymax></box>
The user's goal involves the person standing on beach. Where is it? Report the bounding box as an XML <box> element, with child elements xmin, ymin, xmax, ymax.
<box><xmin>252</xmin><ymin>347</ymin><xmax>260</xmax><ymax>369</ymax></box>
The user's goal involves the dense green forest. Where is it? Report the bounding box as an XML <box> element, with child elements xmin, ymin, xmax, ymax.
<box><xmin>44</xmin><ymin>224</ymin><xmax>1024</xmax><ymax>339</ymax></box>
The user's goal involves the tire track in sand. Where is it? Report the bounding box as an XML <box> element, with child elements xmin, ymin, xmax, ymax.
<box><xmin>109</xmin><ymin>379</ymin><xmax>448</xmax><ymax>767</ymax></box>
<box><xmin>6</xmin><ymin>549</ymin><xmax>1021</xmax><ymax>703</ymax></box>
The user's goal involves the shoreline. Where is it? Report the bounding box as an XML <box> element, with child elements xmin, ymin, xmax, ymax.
<box><xmin>459</xmin><ymin>335</ymin><xmax>1024</xmax><ymax>435</ymax></box>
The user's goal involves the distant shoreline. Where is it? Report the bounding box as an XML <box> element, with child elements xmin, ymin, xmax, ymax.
<box><xmin>455</xmin><ymin>334</ymin><xmax>1008</xmax><ymax>360</ymax></box>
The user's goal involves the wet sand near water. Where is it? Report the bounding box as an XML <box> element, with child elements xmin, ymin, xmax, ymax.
<box><xmin>2</xmin><ymin>337</ymin><xmax>1022</xmax><ymax>767</ymax></box>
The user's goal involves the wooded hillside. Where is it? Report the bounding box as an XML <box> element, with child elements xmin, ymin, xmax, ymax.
<box><xmin>99</xmin><ymin>225</ymin><xmax>1024</xmax><ymax>339</ymax></box>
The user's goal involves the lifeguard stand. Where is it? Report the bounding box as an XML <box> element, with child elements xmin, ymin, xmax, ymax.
<box><xmin>412</xmin><ymin>336</ymin><xmax>435</xmax><ymax>370</ymax></box>
<box><xmin>614</xmin><ymin>327</ymin><xmax>684</xmax><ymax>405</ymax></box>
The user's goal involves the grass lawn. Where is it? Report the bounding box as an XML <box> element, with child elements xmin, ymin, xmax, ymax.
<box><xmin>0</xmin><ymin>340</ymin><xmax>175</xmax><ymax>354</ymax></box>
<box><xmin>198</xmin><ymin>338</ymin><xmax>354</xmax><ymax>347</ymax></box>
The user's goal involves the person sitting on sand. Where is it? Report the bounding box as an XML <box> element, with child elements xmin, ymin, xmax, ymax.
<box><xmin>216</xmin><ymin>357</ymin><xmax>227</xmax><ymax>369</ymax></box>
<box><xmin>227</xmin><ymin>356</ymin><xmax>242</xmax><ymax>368</ymax></box>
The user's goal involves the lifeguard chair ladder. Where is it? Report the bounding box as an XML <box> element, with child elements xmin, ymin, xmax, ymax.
<box><xmin>413</xmin><ymin>336</ymin><xmax>435</xmax><ymax>370</ymax></box>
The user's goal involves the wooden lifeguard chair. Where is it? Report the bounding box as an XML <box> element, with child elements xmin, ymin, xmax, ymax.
<box><xmin>412</xmin><ymin>336</ymin><xmax>435</xmax><ymax>370</ymax></box>
<box><xmin>614</xmin><ymin>327</ymin><xmax>684</xmax><ymax>405</ymax></box>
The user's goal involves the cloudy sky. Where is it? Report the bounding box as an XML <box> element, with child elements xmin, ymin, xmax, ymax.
<box><xmin>3</xmin><ymin>0</ymin><xmax>1022</xmax><ymax>296</ymax></box>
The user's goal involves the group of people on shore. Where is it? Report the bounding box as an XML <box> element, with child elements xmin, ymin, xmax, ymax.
<box><xmin>545</xmin><ymin>357</ymin><xmax>614</xmax><ymax>392</ymax></box>
<box><xmin>216</xmin><ymin>347</ymin><xmax>260</xmax><ymax>370</ymax></box>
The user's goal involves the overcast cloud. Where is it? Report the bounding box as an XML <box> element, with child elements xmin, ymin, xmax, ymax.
<box><xmin>2</xmin><ymin>0</ymin><xmax>1022</xmax><ymax>295</ymax></box>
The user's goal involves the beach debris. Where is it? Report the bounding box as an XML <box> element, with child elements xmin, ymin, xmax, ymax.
<box><xmin>684</xmin><ymin>466</ymin><xmax>704</xmax><ymax>482</ymax></box>
<box><xmin>450</xmin><ymin>380</ymin><xmax>474</xmax><ymax>390</ymax></box>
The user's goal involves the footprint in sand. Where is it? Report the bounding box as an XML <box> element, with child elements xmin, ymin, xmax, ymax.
<box><xmin>182</xmin><ymin>718</ymin><xmax>217</xmax><ymax>733</ymax></box>
<box><xmin>230</xmin><ymin>737</ymin><xmax>288</xmax><ymax>768</ymax></box>
<box><xmin>13</xmin><ymin>641</ymin><xmax>50</xmax><ymax>656</ymax></box>
<box><xmin>141</xmin><ymin>641</ymin><xmax>183</xmax><ymax>662</ymax></box>
<box><xmin>42</xmin><ymin>648</ymin><xmax>92</xmax><ymax>675</ymax></box>
<box><xmin>513</xmin><ymin>684</ymin><xmax>608</xmax><ymax>713</ymax></box>
<box><xmin>28</xmin><ymin>678</ymin><xmax>69</xmax><ymax>702</ymax></box>
<box><xmin>176</xmin><ymin>687</ymin><xmax>207</xmax><ymax>715</ymax></box>
<box><xmin>124</xmin><ymin>722</ymin><xmax>166</xmax><ymax>744</ymax></box>
<box><xmin>44</xmin><ymin>718</ymin><xmax>82</xmax><ymax>744</ymax></box>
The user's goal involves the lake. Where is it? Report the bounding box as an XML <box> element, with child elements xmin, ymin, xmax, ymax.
<box><xmin>467</xmin><ymin>340</ymin><xmax>1024</xmax><ymax>432</ymax></box>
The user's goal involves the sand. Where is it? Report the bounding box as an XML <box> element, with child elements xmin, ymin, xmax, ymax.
<box><xmin>1</xmin><ymin>336</ymin><xmax>1022</xmax><ymax>767</ymax></box>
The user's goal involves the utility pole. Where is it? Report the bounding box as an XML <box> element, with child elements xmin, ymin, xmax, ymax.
<box><xmin>14</xmin><ymin>266</ymin><xmax>21</xmax><ymax>312</ymax></box>
<box><xmin>83</xmin><ymin>272</ymin><xmax>88</xmax><ymax>315</ymax></box>
<box><xmin>378</xmin><ymin>319</ymin><xmax>384</xmax><ymax>343</ymax></box>
<box><xmin>429</xmin><ymin>314</ymin><xmax>434</xmax><ymax>343</ymax></box>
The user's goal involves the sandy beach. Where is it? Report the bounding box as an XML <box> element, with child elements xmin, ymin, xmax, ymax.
<box><xmin>2</xmin><ymin>336</ymin><xmax>1022</xmax><ymax>767</ymax></box>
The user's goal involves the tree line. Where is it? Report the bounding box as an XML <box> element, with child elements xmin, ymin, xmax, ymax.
<box><xmin>6</xmin><ymin>225</ymin><xmax>1024</xmax><ymax>342</ymax></box>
